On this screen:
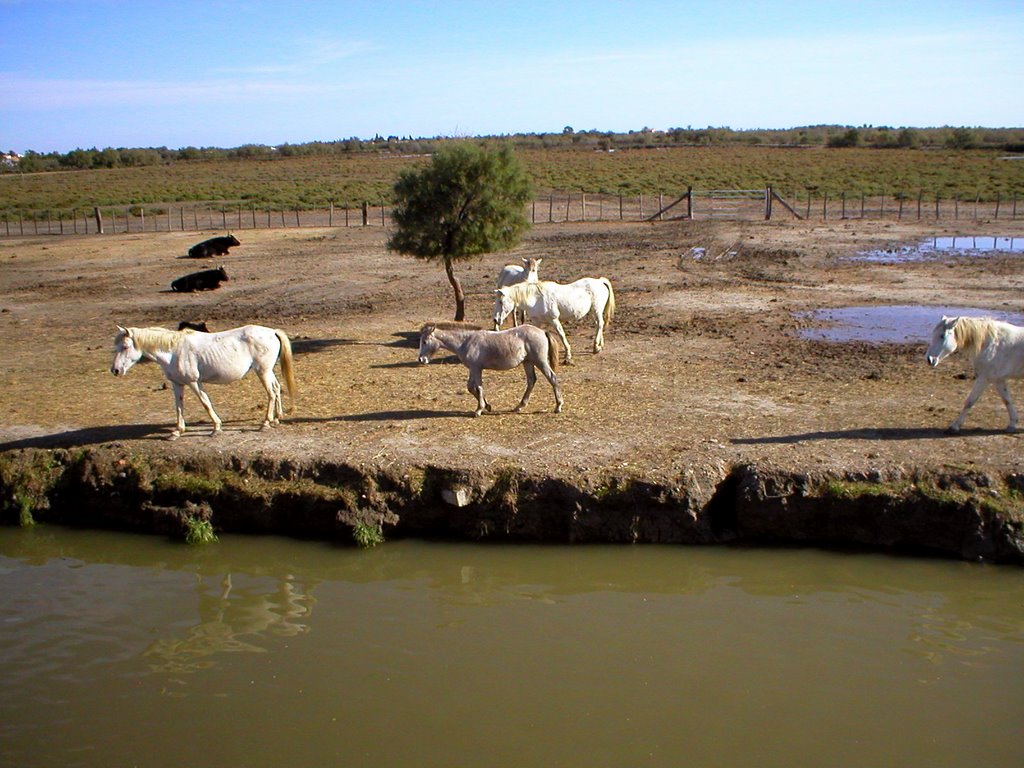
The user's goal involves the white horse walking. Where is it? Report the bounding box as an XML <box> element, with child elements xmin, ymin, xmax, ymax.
<box><xmin>418</xmin><ymin>322</ymin><xmax>563</xmax><ymax>416</ymax></box>
<box><xmin>494</xmin><ymin>257</ymin><xmax>541</xmax><ymax>327</ymax></box>
<box><xmin>111</xmin><ymin>324</ymin><xmax>296</xmax><ymax>438</ymax></box>
<box><xmin>492</xmin><ymin>277</ymin><xmax>615</xmax><ymax>363</ymax></box>
<box><xmin>926</xmin><ymin>315</ymin><xmax>1024</xmax><ymax>433</ymax></box>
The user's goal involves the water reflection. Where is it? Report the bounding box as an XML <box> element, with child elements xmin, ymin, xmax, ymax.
<box><xmin>852</xmin><ymin>235</ymin><xmax>1024</xmax><ymax>262</ymax></box>
<box><xmin>2</xmin><ymin>529</ymin><xmax>1023</xmax><ymax>767</ymax></box>
<box><xmin>797</xmin><ymin>305</ymin><xmax>1024</xmax><ymax>343</ymax></box>
<box><xmin>143</xmin><ymin>573</ymin><xmax>316</xmax><ymax>677</ymax></box>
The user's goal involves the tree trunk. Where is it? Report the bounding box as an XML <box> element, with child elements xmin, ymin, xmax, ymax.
<box><xmin>444</xmin><ymin>257</ymin><xmax>466</xmax><ymax>321</ymax></box>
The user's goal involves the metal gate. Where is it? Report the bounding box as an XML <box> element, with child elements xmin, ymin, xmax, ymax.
<box><xmin>691</xmin><ymin>189</ymin><xmax>768</xmax><ymax>220</ymax></box>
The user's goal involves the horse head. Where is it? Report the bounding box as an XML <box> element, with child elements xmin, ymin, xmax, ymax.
<box><xmin>492</xmin><ymin>287</ymin><xmax>516</xmax><ymax>330</ymax></box>
<box><xmin>111</xmin><ymin>325</ymin><xmax>142</xmax><ymax>376</ymax></box>
<box><xmin>926</xmin><ymin>316</ymin><xmax>959</xmax><ymax>367</ymax></box>
<box><xmin>228</xmin><ymin>234</ymin><xmax>240</xmax><ymax>246</ymax></box>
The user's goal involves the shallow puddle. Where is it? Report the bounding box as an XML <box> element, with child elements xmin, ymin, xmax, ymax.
<box><xmin>798</xmin><ymin>305</ymin><xmax>1024</xmax><ymax>343</ymax></box>
<box><xmin>851</xmin><ymin>235</ymin><xmax>1024</xmax><ymax>263</ymax></box>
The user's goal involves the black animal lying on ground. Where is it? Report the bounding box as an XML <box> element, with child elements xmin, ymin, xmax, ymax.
<box><xmin>187</xmin><ymin>234</ymin><xmax>240</xmax><ymax>259</ymax></box>
<box><xmin>177</xmin><ymin>320</ymin><xmax>211</xmax><ymax>332</ymax></box>
<box><xmin>171</xmin><ymin>266</ymin><xmax>228</xmax><ymax>293</ymax></box>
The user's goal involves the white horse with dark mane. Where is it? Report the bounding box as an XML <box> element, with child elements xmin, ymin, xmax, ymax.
<box><xmin>417</xmin><ymin>322</ymin><xmax>563</xmax><ymax>416</ymax></box>
<box><xmin>492</xmin><ymin>277</ymin><xmax>615</xmax><ymax>364</ymax></box>
<box><xmin>111</xmin><ymin>324</ymin><xmax>295</xmax><ymax>438</ymax></box>
<box><xmin>494</xmin><ymin>257</ymin><xmax>541</xmax><ymax>327</ymax></box>
<box><xmin>926</xmin><ymin>315</ymin><xmax>1024</xmax><ymax>433</ymax></box>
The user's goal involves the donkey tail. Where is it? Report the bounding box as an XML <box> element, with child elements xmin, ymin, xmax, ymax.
<box><xmin>600</xmin><ymin>277</ymin><xmax>616</xmax><ymax>325</ymax></box>
<box><xmin>275</xmin><ymin>329</ymin><xmax>297</xmax><ymax>408</ymax></box>
<box><xmin>545</xmin><ymin>331</ymin><xmax>560</xmax><ymax>372</ymax></box>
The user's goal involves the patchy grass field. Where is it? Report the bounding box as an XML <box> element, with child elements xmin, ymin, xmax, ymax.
<box><xmin>3</xmin><ymin>146</ymin><xmax>1022</xmax><ymax>212</ymax></box>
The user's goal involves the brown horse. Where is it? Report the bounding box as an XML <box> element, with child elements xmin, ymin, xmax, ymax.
<box><xmin>417</xmin><ymin>322</ymin><xmax>563</xmax><ymax>416</ymax></box>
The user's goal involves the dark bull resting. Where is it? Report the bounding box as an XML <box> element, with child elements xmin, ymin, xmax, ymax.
<box><xmin>171</xmin><ymin>266</ymin><xmax>228</xmax><ymax>293</ymax></box>
<box><xmin>187</xmin><ymin>234</ymin><xmax>240</xmax><ymax>259</ymax></box>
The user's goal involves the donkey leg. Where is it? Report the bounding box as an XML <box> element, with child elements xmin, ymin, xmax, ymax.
<box><xmin>995</xmin><ymin>380</ymin><xmax>1018</xmax><ymax>432</ymax></box>
<box><xmin>515</xmin><ymin>363</ymin><xmax>538</xmax><ymax>412</ymax></box>
<box><xmin>467</xmin><ymin>371</ymin><xmax>489</xmax><ymax>416</ymax></box>
<box><xmin>189</xmin><ymin>382</ymin><xmax>223</xmax><ymax>434</ymax></box>
<box><xmin>948</xmin><ymin>377</ymin><xmax>988</xmax><ymax>433</ymax></box>
<box><xmin>170</xmin><ymin>383</ymin><xmax>187</xmax><ymax>439</ymax></box>
<box><xmin>537</xmin><ymin>360</ymin><xmax>563</xmax><ymax>413</ymax></box>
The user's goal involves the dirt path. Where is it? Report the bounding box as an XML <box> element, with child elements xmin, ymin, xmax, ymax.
<box><xmin>2</xmin><ymin>217</ymin><xmax>1023</xmax><ymax>487</ymax></box>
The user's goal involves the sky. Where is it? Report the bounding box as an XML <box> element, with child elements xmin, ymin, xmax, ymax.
<box><xmin>2</xmin><ymin>0</ymin><xmax>1022</xmax><ymax>154</ymax></box>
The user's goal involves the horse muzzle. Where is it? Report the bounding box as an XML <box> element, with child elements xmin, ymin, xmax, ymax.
<box><xmin>417</xmin><ymin>355</ymin><xmax>430</xmax><ymax>365</ymax></box>
<box><xmin>926</xmin><ymin>355</ymin><xmax>939</xmax><ymax>367</ymax></box>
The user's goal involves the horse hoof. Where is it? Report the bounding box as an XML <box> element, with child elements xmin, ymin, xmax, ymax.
<box><xmin>555</xmin><ymin>404</ymin><xmax>563</xmax><ymax>413</ymax></box>
<box><xmin>167</xmin><ymin>433</ymin><xmax>180</xmax><ymax>441</ymax></box>
<box><xmin>473</xmin><ymin>410</ymin><xmax>484</xmax><ymax>417</ymax></box>
<box><xmin>944</xmin><ymin>426</ymin><xmax>961</xmax><ymax>435</ymax></box>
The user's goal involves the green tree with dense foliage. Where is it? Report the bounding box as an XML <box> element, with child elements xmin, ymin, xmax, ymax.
<box><xmin>388</xmin><ymin>143</ymin><xmax>532</xmax><ymax>321</ymax></box>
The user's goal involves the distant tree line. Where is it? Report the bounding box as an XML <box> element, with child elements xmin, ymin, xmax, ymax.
<box><xmin>6</xmin><ymin>125</ymin><xmax>1024</xmax><ymax>175</ymax></box>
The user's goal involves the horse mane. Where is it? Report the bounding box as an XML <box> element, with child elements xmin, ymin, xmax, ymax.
<box><xmin>504</xmin><ymin>281</ymin><xmax>543</xmax><ymax>302</ymax></box>
<box><xmin>125</xmin><ymin>326</ymin><xmax>188</xmax><ymax>352</ymax></box>
<box><xmin>953</xmin><ymin>316</ymin><xmax>996</xmax><ymax>357</ymax></box>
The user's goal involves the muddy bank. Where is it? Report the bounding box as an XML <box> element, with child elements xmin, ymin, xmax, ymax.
<box><xmin>2</xmin><ymin>446</ymin><xmax>1022</xmax><ymax>563</ymax></box>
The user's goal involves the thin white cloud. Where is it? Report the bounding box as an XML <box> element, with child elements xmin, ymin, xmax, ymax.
<box><xmin>212</xmin><ymin>37</ymin><xmax>376</xmax><ymax>76</ymax></box>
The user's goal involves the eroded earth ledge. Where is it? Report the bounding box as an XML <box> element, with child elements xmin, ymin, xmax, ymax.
<box><xmin>2</xmin><ymin>446</ymin><xmax>1022</xmax><ymax>562</ymax></box>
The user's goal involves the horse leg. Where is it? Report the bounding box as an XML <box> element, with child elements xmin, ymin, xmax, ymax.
<box><xmin>995</xmin><ymin>380</ymin><xmax>1018</xmax><ymax>432</ymax></box>
<box><xmin>189</xmin><ymin>382</ymin><xmax>223</xmax><ymax>434</ymax></box>
<box><xmin>948</xmin><ymin>376</ymin><xmax>988</xmax><ymax>433</ymax></box>
<box><xmin>170</xmin><ymin>382</ymin><xmax>187</xmax><ymax>440</ymax></box>
<box><xmin>593</xmin><ymin>300</ymin><xmax>606</xmax><ymax>352</ymax></box>
<box><xmin>551</xmin><ymin>317</ymin><xmax>573</xmax><ymax>364</ymax></box>
<box><xmin>257</xmin><ymin>370</ymin><xmax>281</xmax><ymax>428</ymax></box>
<box><xmin>515</xmin><ymin>363</ymin><xmax>538</xmax><ymax>412</ymax></box>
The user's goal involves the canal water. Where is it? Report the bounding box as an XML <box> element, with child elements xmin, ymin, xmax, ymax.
<box><xmin>2</xmin><ymin>527</ymin><xmax>1022</xmax><ymax>768</ymax></box>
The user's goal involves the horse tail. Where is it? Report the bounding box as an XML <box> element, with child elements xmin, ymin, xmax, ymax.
<box><xmin>545</xmin><ymin>331</ymin><xmax>560</xmax><ymax>371</ymax></box>
<box><xmin>275</xmin><ymin>329</ymin><xmax>297</xmax><ymax>408</ymax></box>
<box><xmin>600</xmin><ymin>277</ymin><xmax>616</xmax><ymax>325</ymax></box>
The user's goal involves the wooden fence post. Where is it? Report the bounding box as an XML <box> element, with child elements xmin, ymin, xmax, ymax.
<box><xmin>361</xmin><ymin>202</ymin><xmax>369</xmax><ymax>226</ymax></box>
<box><xmin>94</xmin><ymin>207</ymin><xmax>104</xmax><ymax>234</ymax></box>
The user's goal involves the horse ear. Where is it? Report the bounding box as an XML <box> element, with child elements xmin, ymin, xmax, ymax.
<box><xmin>116</xmin><ymin>325</ymin><xmax>127</xmax><ymax>335</ymax></box>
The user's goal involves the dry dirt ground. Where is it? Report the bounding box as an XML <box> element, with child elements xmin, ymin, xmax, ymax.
<box><xmin>2</xmin><ymin>217</ymin><xmax>1023</xmax><ymax>486</ymax></box>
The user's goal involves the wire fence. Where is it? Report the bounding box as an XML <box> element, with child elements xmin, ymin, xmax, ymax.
<box><xmin>3</xmin><ymin>189</ymin><xmax>1022</xmax><ymax>237</ymax></box>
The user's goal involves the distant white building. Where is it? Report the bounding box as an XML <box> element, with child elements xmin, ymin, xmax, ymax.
<box><xmin>1</xmin><ymin>153</ymin><xmax>20</xmax><ymax>167</ymax></box>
